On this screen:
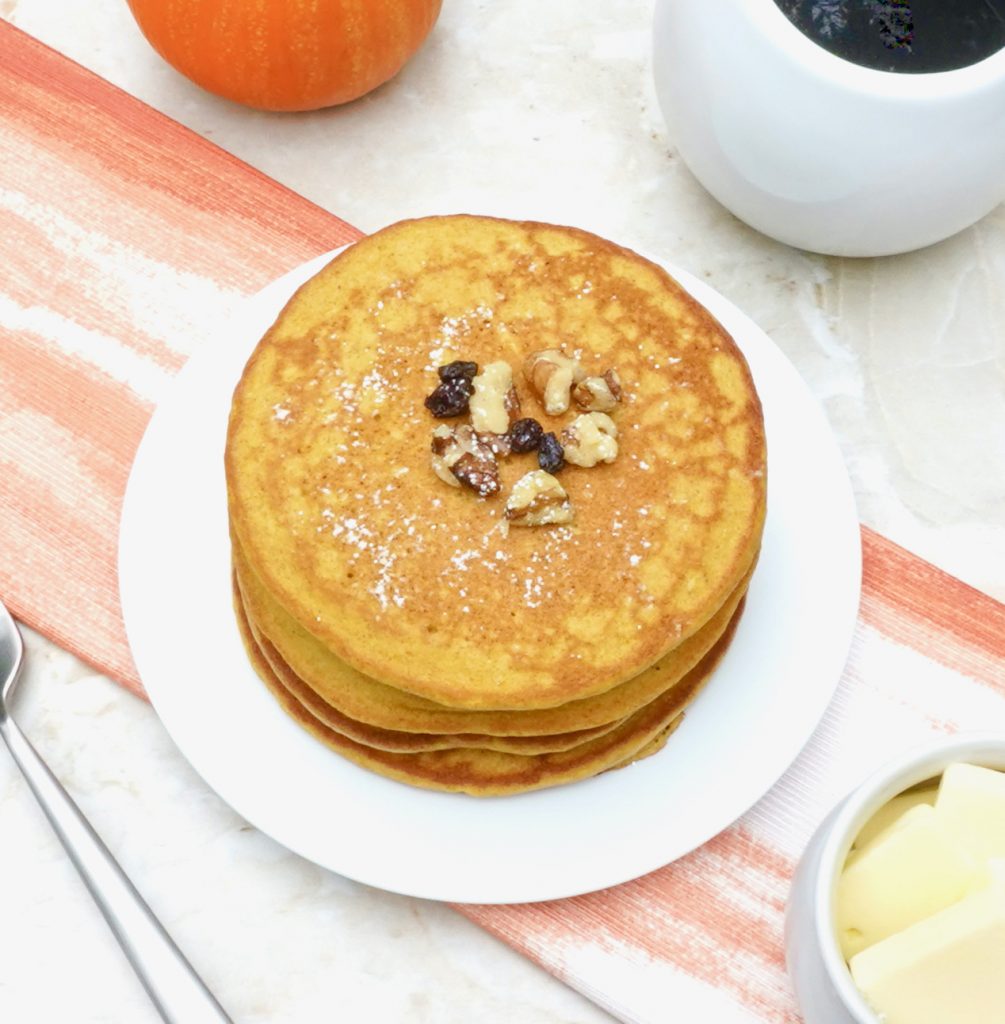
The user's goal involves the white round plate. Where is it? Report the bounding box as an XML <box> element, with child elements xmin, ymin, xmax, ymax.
<box><xmin>119</xmin><ymin>244</ymin><xmax>861</xmax><ymax>904</ymax></box>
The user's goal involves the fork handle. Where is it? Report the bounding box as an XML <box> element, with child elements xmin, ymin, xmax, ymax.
<box><xmin>0</xmin><ymin>716</ymin><xmax>233</xmax><ymax>1024</ymax></box>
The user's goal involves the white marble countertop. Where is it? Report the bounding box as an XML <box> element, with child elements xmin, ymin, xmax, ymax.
<box><xmin>2</xmin><ymin>1</ymin><xmax>1004</xmax><ymax>1021</ymax></box>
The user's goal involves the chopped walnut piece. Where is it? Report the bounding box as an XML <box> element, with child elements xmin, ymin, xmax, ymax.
<box><xmin>430</xmin><ymin>424</ymin><xmax>500</xmax><ymax>496</ymax></box>
<box><xmin>523</xmin><ymin>349</ymin><xmax>585</xmax><ymax>416</ymax></box>
<box><xmin>430</xmin><ymin>425</ymin><xmax>462</xmax><ymax>487</ymax></box>
<box><xmin>573</xmin><ymin>369</ymin><xmax>622</xmax><ymax>413</ymax></box>
<box><xmin>561</xmin><ymin>412</ymin><xmax>619</xmax><ymax>468</ymax></box>
<box><xmin>476</xmin><ymin>430</ymin><xmax>513</xmax><ymax>457</ymax></box>
<box><xmin>452</xmin><ymin>452</ymin><xmax>501</xmax><ymax>496</ymax></box>
<box><xmin>504</xmin><ymin>470</ymin><xmax>574</xmax><ymax>526</ymax></box>
<box><xmin>470</xmin><ymin>361</ymin><xmax>520</xmax><ymax>434</ymax></box>
<box><xmin>504</xmin><ymin>382</ymin><xmax>521</xmax><ymax>421</ymax></box>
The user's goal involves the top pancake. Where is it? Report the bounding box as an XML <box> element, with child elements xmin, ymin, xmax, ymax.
<box><xmin>226</xmin><ymin>215</ymin><xmax>766</xmax><ymax>709</ymax></box>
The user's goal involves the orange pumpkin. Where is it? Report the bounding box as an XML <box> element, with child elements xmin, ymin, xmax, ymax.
<box><xmin>125</xmin><ymin>0</ymin><xmax>442</xmax><ymax>112</ymax></box>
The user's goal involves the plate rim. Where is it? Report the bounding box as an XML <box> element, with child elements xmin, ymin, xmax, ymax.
<box><xmin>118</xmin><ymin>238</ymin><xmax>861</xmax><ymax>904</ymax></box>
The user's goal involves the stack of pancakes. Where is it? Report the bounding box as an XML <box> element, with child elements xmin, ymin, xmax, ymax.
<box><xmin>226</xmin><ymin>215</ymin><xmax>766</xmax><ymax>796</ymax></box>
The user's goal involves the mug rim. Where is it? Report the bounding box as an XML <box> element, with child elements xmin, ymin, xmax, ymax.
<box><xmin>744</xmin><ymin>0</ymin><xmax>1005</xmax><ymax>97</ymax></box>
<box><xmin>810</xmin><ymin>733</ymin><xmax>1005</xmax><ymax>1023</ymax></box>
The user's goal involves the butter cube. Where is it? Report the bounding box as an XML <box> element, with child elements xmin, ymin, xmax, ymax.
<box><xmin>849</xmin><ymin>872</ymin><xmax>1005</xmax><ymax>1024</ymax></box>
<box><xmin>852</xmin><ymin>784</ymin><xmax>938</xmax><ymax>852</ymax></box>
<box><xmin>837</xmin><ymin>803</ymin><xmax>975</xmax><ymax>958</ymax></box>
<box><xmin>936</xmin><ymin>762</ymin><xmax>1005</xmax><ymax>863</ymax></box>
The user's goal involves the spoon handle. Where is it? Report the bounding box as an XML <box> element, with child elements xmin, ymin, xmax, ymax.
<box><xmin>0</xmin><ymin>717</ymin><xmax>233</xmax><ymax>1024</ymax></box>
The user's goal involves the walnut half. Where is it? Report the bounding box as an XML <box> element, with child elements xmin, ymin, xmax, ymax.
<box><xmin>504</xmin><ymin>470</ymin><xmax>574</xmax><ymax>526</ymax></box>
<box><xmin>572</xmin><ymin>369</ymin><xmax>622</xmax><ymax>413</ymax></box>
<box><xmin>523</xmin><ymin>349</ymin><xmax>585</xmax><ymax>416</ymax></box>
<box><xmin>431</xmin><ymin>424</ymin><xmax>500</xmax><ymax>496</ymax></box>
<box><xmin>561</xmin><ymin>412</ymin><xmax>619</xmax><ymax>468</ymax></box>
<box><xmin>469</xmin><ymin>361</ymin><xmax>521</xmax><ymax>434</ymax></box>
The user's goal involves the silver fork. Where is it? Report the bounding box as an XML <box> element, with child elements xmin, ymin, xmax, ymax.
<box><xmin>0</xmin><ymin>599</ymin><xmax>232</xmax><ymax>1023</ymax></box>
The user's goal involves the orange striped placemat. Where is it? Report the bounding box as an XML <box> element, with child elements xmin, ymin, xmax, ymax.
<box><xmin>3</xmin><ymin>22</ymin><xmax>1004</xmax><ymax>1023</ymax></box>
<box><xmin>459</xmin><ymin>534</ymin><xmax>1005</xmax><ymax>1021</ymax></box>
<box><xmin>0</xmin><ymin>22</ymin><xmax>361</xmax><ymax>688</ymax></box>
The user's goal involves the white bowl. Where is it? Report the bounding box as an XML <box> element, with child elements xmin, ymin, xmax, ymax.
<box><xmin>785</xmin><ymin>734</ymin><xmax>1005</xmax><ymax>1024</ymax></box>
<box><xmin>652</xmin><ymin>0</ymin><xmax>1005</xmax><ymax>256</ymax></box>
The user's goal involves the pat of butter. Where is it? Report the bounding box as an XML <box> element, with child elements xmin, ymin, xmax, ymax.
<box><xmin>936</xmin><ymin>762</ymin><xmax>1005</xmax><ymax>863</ymax></box>
<box><xmin>838</xmin><ymin>803</ymin><xmax>975</xmax><ymax>959</ymax></box>
<box><xmin>849</xmin><ymin>865</ymin><xmax>1005</xmax><ymax>1024</ymax></box>
<box><xmin>852</xmin><ymin>784</ymin><xmax>937</xmax><ymax>852</ymax></box>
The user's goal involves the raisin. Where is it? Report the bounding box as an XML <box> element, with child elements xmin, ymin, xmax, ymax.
<box><xmin>538</xmin><ymin>432</ymin><xmax>565</xmax><ymax>473</ymax></box>
<box><xmin>424</xmin><ymin>377</ymin><xmax>474</xmax><ymax>418</ymax></box>
<box><xmin>437</xmin><ymin>360</ymin><xmax>479</xmax><ymax>382</ymax></box>
<box><xmin>508</xmin><ymin>417</ymin><xmax>544</xmax><ymax>454</ymax></box>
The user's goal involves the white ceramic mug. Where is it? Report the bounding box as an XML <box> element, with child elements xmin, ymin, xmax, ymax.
<box><xmin>784</xmin><ymin>734</ymin><xmax>1005</xmax><ymax>1024</ymax></box>
<box><xmin>652</xmin><ymin>0</ymin><xmax>1005</xmax><ymax>256</ymax></box>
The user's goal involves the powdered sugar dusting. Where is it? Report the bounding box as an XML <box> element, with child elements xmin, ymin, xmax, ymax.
<box><xmin>268</xmin><ymin>293</ymin><xmax>665</xmax><ymax>627</ymax></box>
<box><xmin>424</xmin><ymin>307</ymin><xmax>496</xmax><ymax>373</ymax></box>
<box><xmin>321</xmin><ymin>511</ymin><xmax>408</xmax><ymax>612</ymax></box>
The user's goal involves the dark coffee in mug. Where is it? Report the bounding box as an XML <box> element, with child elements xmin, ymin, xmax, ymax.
<box><xmin>774</xmin><ymin>0</ymin><xmax>1005</xmax><ymax>73</ymax></box>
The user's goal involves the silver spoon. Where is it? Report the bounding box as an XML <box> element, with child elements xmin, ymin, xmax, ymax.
<box><xmin>0</xmin><ymin>599</ymin><xmax>232</xmax><ymax>1023</ymax></box>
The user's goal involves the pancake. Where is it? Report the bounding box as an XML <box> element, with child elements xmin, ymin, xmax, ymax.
<box><xmin>233</xmin><ymin>535</ymin><xmax>754</xmax><ymax>735</ymax></box>
<box><xmin>608</xmin><ymin>714</ymin><xmax>686</xmax><ymax>771</ymax></box>
<box><xmin>234</xmin><ymin>580</ymin><xmax>743</xmax><ymax>796</ymax></box>
<box><xmin>227</xmin><ymin>215</ymin><xmax>766</xmax><ymax>710</ymax></box>
<box><xmin>235</xmin><ymin>573</ymin><xmax>630</xmax><ymax>755</ymax></box>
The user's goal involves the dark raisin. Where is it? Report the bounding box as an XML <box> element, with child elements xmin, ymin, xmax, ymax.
<box><xmin>437</xmin><ymin>360</ymin><xmax>479</xmax><ymax>381</ymax></box>
<box><xmin>538</xmin><ymin>432</ymin><xmax>565</xmax><ymax>473</ymax></box>
<box><xmin>424</xmin><ymin>377</ymin><xmax>474</xmax><ymax>418</ymax></box>
<box><xmin>508</xmin><ymin>417</ymin><xmax>544</xmax><ymax>454</ymax></box>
